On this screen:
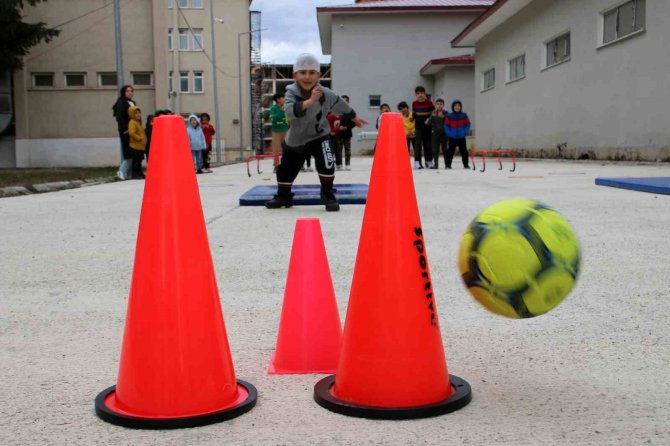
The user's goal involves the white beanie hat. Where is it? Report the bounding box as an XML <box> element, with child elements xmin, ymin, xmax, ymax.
<box><xmin>293</xmin><ymin>53</ymin><xmax>320</xmax><ymax>72</ymax></box>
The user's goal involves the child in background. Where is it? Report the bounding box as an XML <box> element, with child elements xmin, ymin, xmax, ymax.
<box><xmin>412</xmin><ymin>86</ymin><xmax>435</xmax><ymax>169</ymax></box>
<box><xmin>398</xmin><ymin>101</ymin><xmax>415</xmax><ymax>157</ymax></box>
<box><xmin>186</xmin><ymin>114</ymin><xmax>207</xmax><ymax>174</ymax></box>
<box><xmin>269</xmin><ymin>93</ymin><xmax>289</xmax><ymax>173</ymax></box>
<box><xmin>338</xmin><ymin>95</ymin><xmax>354</xmax><ymax>170</ymax></box>
<box><xmin>376</xmin><ymin>103</ymin><xmax>391</xmax><ymax>129</ymax></box>
<box><xmin>427</xmin><ymin>99</ymin><xmax>447</xmax><ymax>169</ymax></box>
<box><xmin>327</xmin><ymin>112</ymin><xmax>343</xmax><ymax>170</ymax></box>
<box><xmin>127</xmin><ymin>105</ymin><xmax>146</xmax><ymax>179</ymax></box>
<box><xmin>200</xmin><ymin>113</ymin><xmax>215</xmax><ymax>173</ymax></box>
<box><xmin>444</xmin><ymin>99</ymin><xmax>471</xmax><ymax>169</ymax></box>
<box><xmin>144</xmin><ymin>114</ymin><xmax>154</xmax><ymax>163</ymax></box>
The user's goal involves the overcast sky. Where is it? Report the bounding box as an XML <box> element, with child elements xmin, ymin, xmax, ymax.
<box><xmin>249</xmin><ymin>0</ymin><xmax>348</xmax><ymax>64</ymax></box>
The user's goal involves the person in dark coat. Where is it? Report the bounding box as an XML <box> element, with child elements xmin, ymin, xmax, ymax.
<box><xmin>112</xmin><ymin>85</ymin><xmax>136</xmax><ymax>180</ymax></box>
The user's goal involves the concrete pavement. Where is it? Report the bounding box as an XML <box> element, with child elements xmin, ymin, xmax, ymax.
<box><xmin>0</xmin><ymin>157</ymin><xmax>669</xmax><ymax>445</ymax></box>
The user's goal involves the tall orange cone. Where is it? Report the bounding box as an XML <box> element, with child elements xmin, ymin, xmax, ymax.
<box><xmin>268</xmin><ymin>218</ymin><xmax>342</xmax><ymax>374</ymax></box>
<box><xmin>314</xmin><ymin>113</ymin><xmax>471</xmax><ymax>419</ymax></box>
<box><xmin>95</xmin><ymin>115</ymin><xmax>256</xmax><ymax>429</ymax></box>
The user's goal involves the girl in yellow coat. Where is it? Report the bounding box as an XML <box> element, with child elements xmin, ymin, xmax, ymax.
<box><xmin>127</xmin><ymin>106</ymin><xmax>147</xmax><ymax>179</ymax></box>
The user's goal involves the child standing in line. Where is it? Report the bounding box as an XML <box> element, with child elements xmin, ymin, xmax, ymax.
<box><xmin>265</xmin><ymin>53</ymin><xmax>366</xmax><ymax>212</ymax></box>
<box><xmin>144</xmin><ymin>114</ymin><xmax>154</xmax><ymax>163</ymax></box>
<box><xmin>186</xmin><ymin>114</ymin><xmax>207</xmax><ymax>174</ymax></box>
<box><xmin>412</xmin><ymin>86</ymin><xmax>435</xmax><ymax>169</ymax></box>
<box><xmin>127</xmin><ymin>105</ymin><xmax>146</xmax><ymax>179</ymax></box>
<box><xmin>444</xmin><ymin>99</ymin><xmax>471</xmax><ymax>169</ymax></box>
<box><xmin>427</xmin><ymin>99</ymin><xmax>447</xmax><ymax>169</ymax></box>
<box><xmin>398</xmin><ymin>101</ymin><xmax>415</xmax><ymax>157</ymax></box>
<box><xmin>269</xmin><ymin>93</ymin><xmax>289</xmax><ymax>173</ymax></box>
<box><xmin>200</xmin><ymin>112</ymin><xmax>215</xmax><ymax>173</ymax></box>
<box><xmin>327</xmin><ymin>112</ymin><xmax>343</xmax><ymax>170</ymax></box>
<box><xmin>373</xmin><ymin>103</ymin><xmax>391</xmax><ymax>154</ymax></box>
<box><xmin>338</xmin><ymin>95</ymin><xmax>354</xmax><ymax>170</ymax></box>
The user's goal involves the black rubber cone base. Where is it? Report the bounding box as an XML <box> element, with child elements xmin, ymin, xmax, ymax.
<box><xmin>95</xmin><ymin>380</ymin><xmax>257</xmax><ymax>429</ymax></box>
<box><xmin>314</xmin><ymin>374</ymin><xmax>471</xmax><ymax>420</ymax></box>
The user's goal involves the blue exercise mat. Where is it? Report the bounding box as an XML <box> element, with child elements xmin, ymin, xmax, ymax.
<box><xmin>239</xmin><ymin>184</ymin><xmax>368</xmax><ymax>206</ymax></box>
<box><xmin>595</xmin><ymin>177</ymin><xmax>670</xmax><ymax>195</ymax></box>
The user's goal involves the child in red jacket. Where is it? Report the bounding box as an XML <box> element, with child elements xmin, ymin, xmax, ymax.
<box><xmin>200</xmin><ymin>113</ymin><xmax>216</xmax><ymax>173</ymax></box>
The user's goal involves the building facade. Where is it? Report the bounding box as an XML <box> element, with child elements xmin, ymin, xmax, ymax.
<box><xmin>453</xmin><ymin>0</ymin><xmax>670</xmax><ymax>161</ymax></box>
<box><xmin>317</xmin><ymin>0</ymin><xmax>493</xmax><ymax>153</ymax></box>
<box><xmin>9</xmin><ymin>0</ymin><xmax>253</xmax><ymax>168</ymax></box>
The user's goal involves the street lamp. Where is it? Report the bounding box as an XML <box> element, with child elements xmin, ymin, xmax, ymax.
<box><xmin>237</xmin><ymin>28</ymin><xmax>267</xmax><ymax>156</ymax></box>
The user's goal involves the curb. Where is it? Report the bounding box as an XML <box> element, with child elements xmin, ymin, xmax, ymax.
<box><xmin>0</xmin><ymin>176</ymin><xmax>120</xmax><ymax>198</ymax></box>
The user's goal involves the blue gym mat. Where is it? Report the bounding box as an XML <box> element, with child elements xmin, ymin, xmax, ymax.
<box><xmin>239</xmin><ymin>184</ymin><xmax>368</xmax><ymax>206</ymax></box>
<box><xmin>595</xmin><ymin>177</ymin><xmax>670</xmax><ymax>195</ymax></box>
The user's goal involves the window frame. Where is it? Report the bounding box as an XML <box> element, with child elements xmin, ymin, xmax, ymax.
<box><xmin>193</xmin><ymin>71</ymin><xmax>204</xmax><ymax>93</ymax></box>
<box><xmin>368</xmin><ymin>94</ymin><xmax>381</xmax><ymax>108</ymax></box>
<box><xmin>132</xmin><ymin>72</ymin><xmax>153</xmax><ymax>87</ymax></box>
<box><xmin>178</xmin><ymin>29</ymin><xmax>189</xmax><ymax>51</ymax></box>
<box><xmin>168</xmin><ymin>71</ymin><xmax>174</xmax><ymax>93</ymax></box>
<box><xmin>543</xmin><ymin>31</ymin><xmax>571</xmax><ymax>70</ymax></box>
<box><xmin>507</xmin><ymin>54</ymin><xmax>526</xmax><ymax>83</ymax></box>
<box><xmin>32</xmin><ymin>72</ymin><xmax>55</xmax><ymax>88</ymax></box>
<box><xmin>191</xmin><ymin>0</ymin><xmax>203</xmax><ymax>9</ymax></box>
<box><xmin>481</xmin><ymin>67</ymin><xmax>495</xmax><ymax>92</ymax></box>
<box><xmin>64</xmin><ymin>72</ymin><xmax>87</xmax><ymax>88</ymax></box>
<box><xmin>97</xmin><ymin>72</ymin><xmax>117</xmax><ymax>88</ymax></box>
<box><xmin>168</xmin><ymin>29</ymin><xmax>173</xmax><ymax>51</ymax></box>
<box><xmin>179</xmin><ymin>71</ymin><xmax>190</xmax><ymax>93</ymax></box>
<box><xmin>167</xmin><ymin>0</ymin><xmax>174</xmax><ymax>8</ymax></box>
<box><xmin>191</xmin><ymin>29</ymin><xmax>204</xmax><ymax>51</ymax></box>
<box><xmin>599</xmin><ymin>0</ymin><xmax>645</xmax><ymax>48</ymax></box>
<box><xmin>177</xmin><ymin>0</ymin><xmax>188</xmax><ymax>8</ymax></box>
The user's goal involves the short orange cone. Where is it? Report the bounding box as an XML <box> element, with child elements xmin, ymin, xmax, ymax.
<box><xmin>95</xmin><ymin>115</ymin><xmax>256</xmax><ymax>429</ymax></box>
<box><xmin>314</xmin><ymin>113</ymin><xmax>471</xmax><ymax>419</ymax></box>
<box><xmin>268</xmin><ymin>218</ymin><xmax>342</xmax><ymax>374</ymax></box>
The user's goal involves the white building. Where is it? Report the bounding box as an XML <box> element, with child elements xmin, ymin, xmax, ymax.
<box><xmin>317</xmin><ymin>0</ymin><xmax>493</xmax><ymax>152</ymax></box>
<box><xmin>452</xmin><ymin>0</ymin><xmax>670</xmax><ymax>161</ymax></box>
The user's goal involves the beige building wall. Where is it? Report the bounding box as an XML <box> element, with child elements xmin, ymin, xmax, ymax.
<box><xmin>13</xmin><ymin>0</ymin><xmax>251</xmax><ymax>167</ymax></box>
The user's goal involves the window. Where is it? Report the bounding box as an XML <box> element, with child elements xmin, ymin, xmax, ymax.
<box><xmin>192</xmin><ymin>0</ymin><xmax>203</xmax><ymax>8</ymax></box>
<box><xmin>603</xmin><ymin>0</ymin><xmax>645</xmax><ymax>44</ymax></box>
<box><xmin>168</xmin><ymin>29</ymin><xmax>173</xmax><ymax>51</ymax></box>
<box><xmin>32</xmin><ymin>73</ymin><xmax>54</xmax><ymax>87</ymax></box>
<box><xmin>167</xmin><ymin>0</ymin><xmax>173</xmax><ymax>8</ymax></box>
<box><xmin>98</xmin><ymin>72</ymin><xmax>117</xmax><ymax>87</ymax></box>
<box><xmin>180</xmin><ymin>72</ymin><xmax>189</xmax><ymax>92</ymax></box>
<box><xmin>508</xmin><ymin>54</ymin><xmax>525</xmax><ymax>82</ymax></box>
<box><xmin>545</xmin><ymin>32</ymin><xmax>570</xmax><ymax>68</ymax></box>
<box><xmin>132</xmin><ymin>72</ymin><xmax>153</xmax><ymax>86</ymax></box>
<box><xmin>64</xmin><ymin>72</ymin><xmax>86</xmax><ymax>87</ymax></box>
<box><xmin>482</xmin><ymin>68</ymin><xmax>495</xmax><ymax>91</ymax></box>
<box><xmin>192</xmin><ymin>29</ymin><xmax>203</xmax><ymax>51</ymax></box>
<box><xmin>193</xmin><ymin>72</ymin><xmax>204</xmax><ymax>93</ymax></box>
<box><xmin>178</xmin><ymin>0</ymin><xmax>187</xmax><ymax>7</ymax></box>
<box><xmin>368</xmin><ymin>95</ymin><xmax>381</xmax><ymax>107</ymax></box>
<box><xmin>179</xmin><ymin>29</ymin><xmax>189</xmax><ymax>50</ymax></box>
<box><xmin>168</xmin><ymin>71</ymin><xmax>174</xmax><ymax>92</ymax></box>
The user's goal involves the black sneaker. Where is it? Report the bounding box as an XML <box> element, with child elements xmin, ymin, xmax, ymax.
<box><xmin>320</xmin><ymin>190</ymin><xmax>340</xmax><ymax>212</ymax></box>
<box><xmin>265</xmin><ymin>192</ymin><xmax>294</xmax><ymax>209</ymax></box>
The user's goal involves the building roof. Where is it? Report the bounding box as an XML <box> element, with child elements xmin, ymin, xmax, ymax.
<box><xmin>420</xmin><ymin>54</ymin><xmax>475</xmax><ymax>75</ymax></box>
<box><xmin>317</xmin><ymin>0</ymin><xmax>494</xmax><ymax>54</ymax></box>
<box><xmin>451</xmin><ymin>0</ymin><xmax>533</xmax><ymax>47</ymax></box>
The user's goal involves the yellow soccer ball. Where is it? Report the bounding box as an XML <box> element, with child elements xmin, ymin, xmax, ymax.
<box><xmin>458</xmin><ymin>198</ymin><xmax>580</xmax><ymax>318</ymax></box>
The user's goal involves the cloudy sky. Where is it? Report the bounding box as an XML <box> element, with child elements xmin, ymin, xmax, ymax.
<box><xmin>249</xmin><ymin>0</ymin><xmax>349</xmax><ymax>64</ymax></box>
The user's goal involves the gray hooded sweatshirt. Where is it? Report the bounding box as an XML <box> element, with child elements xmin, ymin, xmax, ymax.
<box><xmin>283</xmin><ymin>82</ymin><xmax>355</xmax><ymax>148</ymax></box>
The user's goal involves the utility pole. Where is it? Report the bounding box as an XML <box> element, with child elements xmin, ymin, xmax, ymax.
<box><xmin>113</xmin><ymin>0</ymin><xmax>124</xmax><ymax>162</ymax></box>
<box><xmin>209</xmin><ymin>4</ymin><xmax>223</xmax><ymax>163</ymax></box>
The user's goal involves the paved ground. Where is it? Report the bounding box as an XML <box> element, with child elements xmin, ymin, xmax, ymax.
<box><xmin>1</xmin><ymin>157</ymin><xmax>669</xmax><ymax>445</ymax></box>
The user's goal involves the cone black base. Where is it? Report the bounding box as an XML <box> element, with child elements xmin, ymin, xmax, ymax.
<box><xmin>95</xmin><ymin>380</ymin><xmax>257</xmax><ymax>429</ymax></box>
<box><xmin>314</xmin><ymin>375</ymin><xmax>471</xmax><ymax>420</ymax></box>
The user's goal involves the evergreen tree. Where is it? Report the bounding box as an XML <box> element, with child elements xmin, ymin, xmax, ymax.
<box><xmin>0</xmin><ymin>0</ymin><xmax>60</xmax><ymax>72</ymax></box>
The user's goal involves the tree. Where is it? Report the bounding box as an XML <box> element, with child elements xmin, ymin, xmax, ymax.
<box><xmin>0</xmin><ymin>0</ymin><xmax>60</xmax><ymax>72</ymax></box>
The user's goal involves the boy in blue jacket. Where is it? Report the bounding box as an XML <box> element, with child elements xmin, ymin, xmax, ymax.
<box><xmin>444</xmin><ymin>99</ymin><xmax>471</xmax><ymax>169</ymax></box>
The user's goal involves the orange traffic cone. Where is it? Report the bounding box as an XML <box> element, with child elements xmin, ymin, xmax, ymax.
<box><xmin>314</xmin><ymin>113</ymin><xmax>471</xmax><ymax>419</ymax></box>
<box><xmin>95</xmin><ymin>115</ymin><xmax>256</xmax><ymax>429</ymax></box>
<box><xmin>268</xmin><ymin>218</ymin><xmax>342</xmax><ymax>374</ymax></box>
